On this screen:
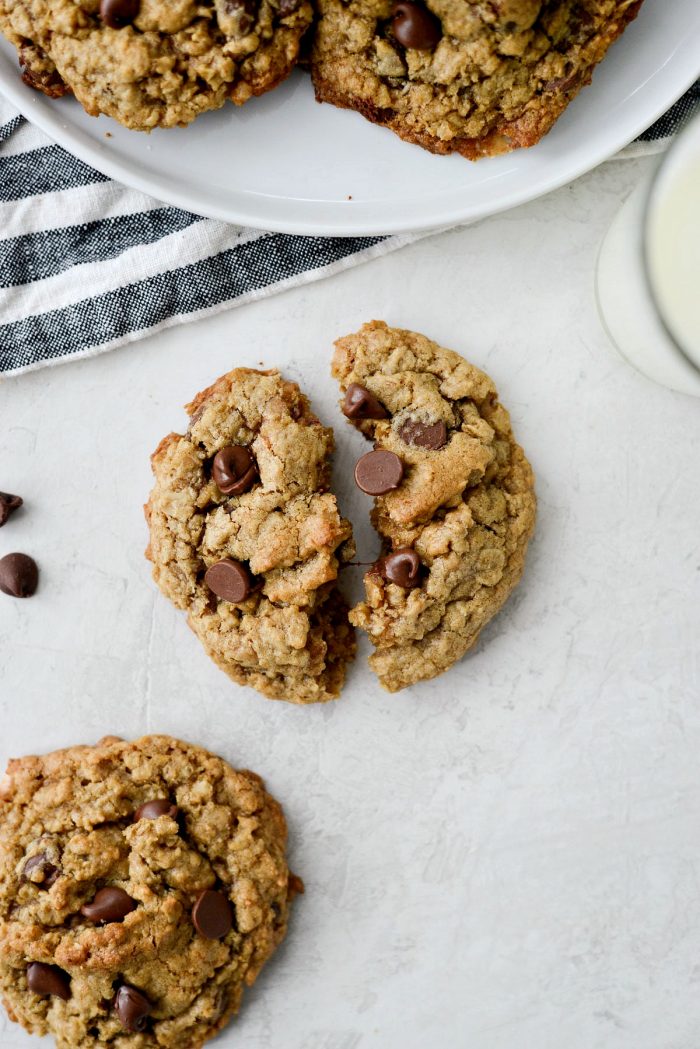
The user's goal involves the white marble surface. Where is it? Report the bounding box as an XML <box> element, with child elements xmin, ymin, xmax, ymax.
<box><xmin>1</xmin><ymin>156</ymin><xmax>699</xmax><ymax>1049</ymax></box>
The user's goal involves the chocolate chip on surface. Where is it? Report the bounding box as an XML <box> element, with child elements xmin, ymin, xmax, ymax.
<box><xmin>0</xmin><ymin>553</ymin><xmax>38</xmax><ymax>598</ymax></box>
<box><xmin>81</xmin><ymin>887</ymin><xmax>136</xmax><ymax>924</ymax></box>
<box><xmin>398</xmin><ymin>419</ymin><xmax>447</xmax><ymax>449</ymax></box>
<box><xmin>23</xmin><ymin>854</ymin><xmax>59</xmax><ymax>888</ymax></box>
<box><xmin>192</xmin><ymin>890</ymin><xmax>234</xmax><ymax>940</ymax></box>
<box><xmin>205</xmin><ymin>559</ymin><xmax>251</xmax><ymax>603</ymax></box>
<box><xmin>391</xmin><ymin>0</ymin><xmax>442</xmax><ymax>49</ymax></box>
<box><xmin>133</xmin><ymin>798</ymin><xmax>178</xmax><ymax>822</ymax></box>
<box><xmin>379</xmin><ymin>548</ymin><xmax>422</xmax><ymax>588</ymax></box>
<box><xmin>114</xmin><ymin>984</ymin><xmax>151</xmax><ymax>1033</ymax></box>
<box><xmin>354</xmin><ymin>450</ymin><xmax>404</xmax><ymax>495</ymax></box>
<box><xmin>212</xmin><ymin>446</ymin><xmax>258</xmax><ymax>496</ymax></box>
<box><xmin>342</xmin><ymin>383</ymin><xmax>388</xmax><ymax>420</ymax></box>
<box><xmin>27</xmin><ymin>963</ymin><xmax>71</xmax><ymax>1000</ymax></box>
<box><xmin>100</xmin><ymin>0</ymin><xmax>140</xmax><ymax>28</ymax></box>
<box><xmin>278</xmin><ymin>0</ymin><xmax>301</xmax><ymax>13</ymax></box>
<box><xmin>0</xmin><ymin>492</ymin><xmax>22</xmax><ymax>527</ymax></box>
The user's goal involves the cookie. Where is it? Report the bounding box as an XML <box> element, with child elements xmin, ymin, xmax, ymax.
<box><xmin>311</xmin><ymin>0</ymin><xmax>644</xmax><ymax>159</ymax></box>
<box><xmin>146</xmin><ymin>367</ymin><xmax>355</xmax><ymax>704</ymax></box>
<box><xmin>333</xmin><ymin>320</ymin><xmax>536</xmax><ymax>691</ymax></box>
<box><xmin>0</xmin><ymin>0</ymin><xmax>313</xmax><ymax>130</ymax></box>
<box><xmin>0</xmin><ymin>734</ymin><xmax>301</xmax><ymax>1049</ymax></box>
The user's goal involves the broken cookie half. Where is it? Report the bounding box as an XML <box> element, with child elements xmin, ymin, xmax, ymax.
<box><xmin>146</xmin><ymin>368</ymin><xmax>355</xmax><ymax>704</ymax></box>
<box><xmin>333</xmin><ymin>320</ymin><xmax>536</xmax><ymax>692</ymax></box>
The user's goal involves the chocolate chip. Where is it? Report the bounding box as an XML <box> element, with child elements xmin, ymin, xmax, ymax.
<box><xmin>81</xmin><ymin>887</ymin><xmax>136</xmax><ymax>924</ymax></box>
<box><xmin>0</xmin><ymin>492</ymin><xmax>22</xmax><ymax>527</ymax></box>
<box><xmin>205</xmin><ymin>559</ymin><xmax>251</xmax><ymax>603</ymax></box>
<box><xmin>0</xmin><ymin>553</ymin><xmax>38</xmax><ymax>598</ymax></box>
<box><xmin>278</xmin><ymin>0</ymin><xmax>301</xmax><ymax>12</ymax></box>
<box><xmin>226</xmin><ymin>0</ymin><xmax>256</xmax><ymax>12</ymax></box>
<box><xmin>398</xmin><ymin>419</ymin><xmax>447</xmax><ymax>449</ymax></box>
<box><xmin>100</xmin><ymin>0</ymin><xmax>139</xmax><ymax>27</ymax></box>
<box><xmin>225</xmin><ymin>0</ymin><xmax>257</xmax><ymax>31</ymax></box>
<box><xmin>23</xmin><ymin>853</ymin><xmax>59</xmax><ymax>888</ymax></box>
<box><xmin>354</xmin><ymin>450</ymin><xmax>404</xmax><ymax>495</ymax></box>
<box><xmin>192</xmin><ymin>890</ymin><xmax>233</xmax><ymax>940</ymax></box>
<box><xmin>212</xmin><ymin>446</ymin><xmax>258</xmax><ymax>496</ymax></box>
<box><xmin>342</xmin><ymin>384</ymin><xmax>388</xmax><ymax>421</ymax></box>
<box><xmin>27</xmin><ymin>962</ymin><xmax>71</xmax><ymax>1000</ymax></box>
<box><xmin>19</xmin><ymin>46</ymin><xmax>67</xmax><ymax>98</ymax></box>
<box><xmin>391</xmin><ymin>0</ymin><xmax>442</xmax><ymax>49</ymax></box>
<box><xmin>379</xmin><ymin>548</ymin><xmax>422</xmax><ymax>588</ymax></box>
<box><xmin>133</xmin><ymin>798</ymin><xmax>178</xmax><ymax>822</ymax></box>
<box><xmin>114</xmin><ymin>984</ymin><xmax>151</xmax><ymax>1033</ymax></box>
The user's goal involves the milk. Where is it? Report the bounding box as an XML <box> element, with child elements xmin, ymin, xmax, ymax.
<box><xmin>646</xmin><ymin>139</ymin><xmax>700</xmax><ymax>369</ymax></box>
<box><xmin>595</xmin><ymin>111</ymin><xmax>700</xmax><ymax>398</ymax></box>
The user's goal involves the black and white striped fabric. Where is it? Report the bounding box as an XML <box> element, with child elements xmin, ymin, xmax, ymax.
<box><xmin>0</xmin><ymin>99</ymin><xmax>421</xmax><ymax>377</ymax></box>
<box><xmin>1</xmin><ymin>81</ymin><xmax>698</xmax><ymax>377</ymax></box>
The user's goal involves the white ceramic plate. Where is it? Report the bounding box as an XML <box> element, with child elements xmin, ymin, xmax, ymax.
<box><xmin>1</xmin><ymin>0</ymin><xmax>699</xmax><ymax>235</ymax></box>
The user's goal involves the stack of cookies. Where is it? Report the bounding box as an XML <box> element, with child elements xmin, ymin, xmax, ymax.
<box><xmin>0</xmin><ymin>0</ymin><xmax>644</xmax><ymax>155</ymax></box>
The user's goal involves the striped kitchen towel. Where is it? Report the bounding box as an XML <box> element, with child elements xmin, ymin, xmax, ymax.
<box><xmin>1</xmin><ymin>80</ymin><xmax>699</xmax><ymax>378</ymax></box>
<box><xmin>0</xmin><ymin>100</ymin><xmax>420</xmax><ymax>377</ymax></box>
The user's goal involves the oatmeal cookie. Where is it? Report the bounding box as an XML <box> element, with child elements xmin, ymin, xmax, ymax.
<box><xmin>311</xmin><ymin>0</ymin><xmax>644</xmax><ymax>158</ymax></box>
<box><xmin>333</xmin><ymin>320</ymin><xmax>536</xmax><ymax>691</ymax></box>
<box><xmin>0</xmin><ymin>0</ymin><xmax>313</xmax><ymax>130</ymax></box>
<box><xmin>0</xmin><ymin>734</ymin><xmax>301</xmax><ymax>1049</ymax></box>
<box><xmin>146</xmin><ymin>367</ymin><xmax>355</xmax><ymax>704</ymax></box>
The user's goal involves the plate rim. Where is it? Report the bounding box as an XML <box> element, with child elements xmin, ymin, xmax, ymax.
<box><xmin>1</xmin><ymin>25</ymin><xmax>699</xmax><ymax>236</ymax></box>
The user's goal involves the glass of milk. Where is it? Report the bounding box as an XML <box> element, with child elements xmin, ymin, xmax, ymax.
<box><xmin>597</xmin><ymin>111</ymin><xmax>700</xmax><ymax>396</ymax></box>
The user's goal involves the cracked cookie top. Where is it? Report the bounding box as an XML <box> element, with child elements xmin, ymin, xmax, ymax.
<box><xmin>0</xmin><ymin>0</ymin><xmax>313</xmax><ymax>129</ymax></box>
<box><xmin>0</xmin><ymin>734</ymin><xmax>299</xmax><ymax>1049</ymax></box>
<box><xmin>311</xmin><ymin>0</ymin><xmax>644</xmax><ymax>157</ymax></box>
<box><xmin>146</xmin><ymin>367</ymin><xmax>355</xmax><ymax>704</ymax></box>
<box><xmin>333</xmin><ymin>320</ymin><xmax>536</xmax><ymax>691</ymax></box>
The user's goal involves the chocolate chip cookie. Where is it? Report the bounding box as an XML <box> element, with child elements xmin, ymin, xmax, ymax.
<box><xmin>0</xmin><ymin>0</ymin><xmax>312</xmax><ymax>130</ymax></box>
<box><xmin>311</xmin><ymin>0</ymin><xmax>644</xmax><ymax>158</ymax></box>
<box><xmin>333</xmin><ymin>320</ymin><xmax>536</xmax><ymax>691</ymax></box>
<box><xmin>146</xmin><ymin>367</ymin><xmax>355</xmax><ymax>704</ymax></box>
<box><xmin>0</xmin><ymin>734</ymin><xmax>300</xmax><ymax>1048</ymax></box>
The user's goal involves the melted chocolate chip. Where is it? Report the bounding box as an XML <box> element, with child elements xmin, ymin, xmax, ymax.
<box><xmin>81</xmin><ymin>887</ymin><xmax>136</xmax><ymax>924</ymax></box>
<box><xmin>192</xmin><ymin>890</ymin><xmax>234</xmax><ymax>940</ymax></box>
<box><xmin>342</xmin><ymin>384</ymin><xmax>388</xmax><ymax>421</ymax></box>
<box><xmin>114</xmin><ymin>984</ymin><xmax>151</xmax><ymax>1033</ymax></box>
<box><xmin>133</xmin><ymin>798</ymin><xmax>178</xmax><ymax>822</ymax></box>
<box><xmin>23</xmin><ymin>853</ymin><xmax>59</xmax><ymax>888</ymax></box>
<box><xmin>100</xmin><ymin>0</ymin><xmax>140</xmax><ymax>28</ymax></box>
<box><xmin>0</xmin><ymin>492</ymin><xmax>22</xmax><ymax>527</ymax></box>
<box><xmin>379</xmin><ymin>548</ymin><xmax>422</xmax><ymax>588</ymax></box>
<box><xmin>391</xmin><ymin>0</ymin><xmax>442</xmax><ymax>49</ymax></box>
<box><xmin>354</xmin><ymin>450</ymin><xmax>404</xmax><ymax>495</ymax></box>
<box><xmin>20</xmin><ymin>47</ymin><xmax>67</xmax><ymax>98</ymax></box>
<box><xmin>225</xmin><ymin>0</ymin><xmax>257</xmax><ymax>31</ymax></box>
<box><xmin>398</xmin><ymin>419</ymin><xmax>447</xmax><ymax>449</ymax></box>
<box><xmin>205</xmin><ymin>559</ymin><xmax>251</xmax><ymax>603</ymax></box>
<box><xmin>27</xmin><ymin>963</ymin><xmax>71</xmax><ymax>1000</ymax></box>
<box><xmin>226</xmin><ymin>0</ymin><xmax>256</xmax><ymax>11</ymax></box>
<box><xmin>212</xmin><ymin>446</ymin><xmax>258</xmax><ymax>496</ymax></box>
<box><xmin>0</xmin><ymin>553</ymin><xmax>38</xmax><ymax>598</ymax></box>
